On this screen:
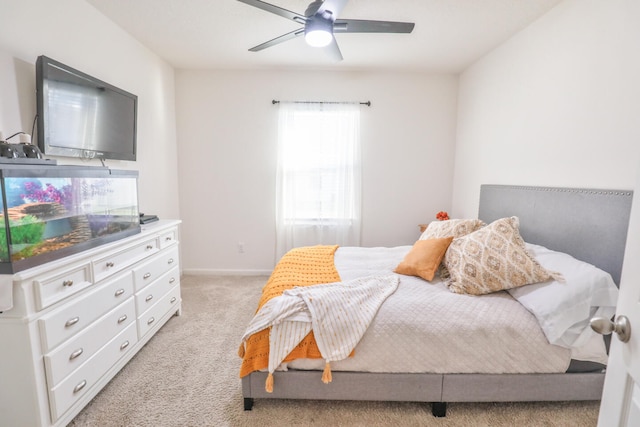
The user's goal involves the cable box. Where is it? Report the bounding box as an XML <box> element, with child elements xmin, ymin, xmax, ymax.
<box><xmin>140</xmin><ymin>215</ymin><xmax>159</xmax><ymax>225</ymax></box>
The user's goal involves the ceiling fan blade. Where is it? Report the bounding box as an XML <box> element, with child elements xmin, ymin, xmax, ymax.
<box><xmin>324</xmin><ymin>37</ymin><xmax>343</xmax><ymax>61</ymax></box>
<box><xmin>249</xmin><ymin>28</ymin><xmax>305</xmax><ymax>52</ymax></box>
<box><xmin>335</xmin><ymin>19</ymin><xmax>415</xmax><ymax>33</ymax></box>
<box><xmin>237</xmin><ymin>0</ymin><xmax>306</xmax><ymax>24</ymax></box>
<box><xmin>305</xmin><ymin>0</ymin><xmax>323</xmax><ymax>17</ymax></box>
<box><xmin>315</xmin><ymin>0</ymin><xmax>349</xmax><ymax>19</ymax></box>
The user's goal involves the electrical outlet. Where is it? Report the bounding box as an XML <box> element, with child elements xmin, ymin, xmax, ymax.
<box><xmin>237</xmin><ymin>242</ymin><xmax>245</xmax><ymax>254</ymax></box>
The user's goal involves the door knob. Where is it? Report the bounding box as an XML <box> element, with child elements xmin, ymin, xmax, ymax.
<box><xmin>590</xmin><ymin>315</ymin><xmax>631</xmax><ymax>343</ymax></box>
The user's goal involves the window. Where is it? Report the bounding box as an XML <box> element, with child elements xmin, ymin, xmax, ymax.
<box><xmin>275</xmin><ymin>102</ymin><xmax>361</xmax><ymax>258</ymax></box>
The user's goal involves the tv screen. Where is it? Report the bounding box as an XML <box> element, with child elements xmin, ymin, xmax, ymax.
<box><xmin>36</xmin><ymin>55</ymin><xmax>137</xmax><ymax>161</ymax></box>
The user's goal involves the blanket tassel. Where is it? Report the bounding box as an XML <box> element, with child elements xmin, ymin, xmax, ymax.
<box><xmin>265</xmin><ymin>373</ymin><xmax>274</xmax><ymax>393</ymax></box>
<box><xmin>322</xmin><ymin>361</ymin><xmax>332</xmax><ymax>384</ymax></box>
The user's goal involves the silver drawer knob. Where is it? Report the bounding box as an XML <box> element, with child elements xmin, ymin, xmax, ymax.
<box><xmin>147</xmin><ymin>317</ymin><xmax>155</xmax><ymax>325</ymax></box>
<box><xmin>143</xmin><ymin>273</ymin><xmax>151</xmax><ymax>280</ymax></box>
<box><xmin>145</xmin><ymin>294</ymin><xmax>153</xmax><ymax>302</ymax></box>
<box><xmin>69</xmin><ymin>348</ymin><xmax>84</xmax><ymax>360</ymax></box>
<box><xmin>169</xmin><ymin>277</ymin><xmax>175</xmax><ymax>284</ymax></box>
<box><xmin>73</xmin><ymin>380</ymin><xmax>87</xmax><ymax>394</ymax></box>
<box><xmin>120</xmin><ymin>340</ymin><xmax>130</xmax><ymax>351</ymax></box>
<box><xmin>115</xmin><ymin>288</ymin><xmax>125</xmax><ymax>297</ymax></box>
<box><xmin>168</xmin><ymin>258</ymin><xmax>174</xmax><ymax>264</ymax></box>
<box><xmin>170</xmin><ymin>297</ymin><xmax>177</xmax><ymax>304</ymax></box>
<box><xmin>62</xmin><ymin>280</ymin><xmax>74</xmax><ymax>287</ymax></box>
<box><xmin>65</xmin><ymin>317</ymin><xmax>80</xmax><ymax>327</ymax></box>
<box><xmin>117</xmin><ymin>314</ymin><xmax>128</xmax><ymax>324</ymax></box>
<box><xmin>591</xmin><ymin>316</ymin><xmax>631</xmax><ymax>343</ymax></box>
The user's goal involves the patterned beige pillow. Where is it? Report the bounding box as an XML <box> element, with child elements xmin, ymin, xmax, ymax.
<box><xmin>420</xmin><ymin>218</ymin><xmax>486</xmax><ymax>278</ymax></box>
<box><xmin>443</xmin><ymin>216</ymin><xmax>560</xmax><ymax>295</ymax></box>
<box><xmin>419</xmin><ymin>219</ymin><xmax>485</xmax><ymax>240</ymax></box>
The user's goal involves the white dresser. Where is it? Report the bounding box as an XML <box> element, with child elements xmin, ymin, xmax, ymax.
<box><xmin>0</xmin><ymin>219</ymin><xmax>182</xmax><ymax>427</ymax></box>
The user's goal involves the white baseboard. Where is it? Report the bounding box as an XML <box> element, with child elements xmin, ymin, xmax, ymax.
<box><xmin>182</xmin><ymin>268</ymin><xmax>272</xmax><ymax>276</ymax></box>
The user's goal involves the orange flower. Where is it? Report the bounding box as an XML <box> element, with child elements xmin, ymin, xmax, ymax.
<box><xmin>436</xmin><ymin>211</ymin><xmax>449</xmax><ymax>221</ymax></box>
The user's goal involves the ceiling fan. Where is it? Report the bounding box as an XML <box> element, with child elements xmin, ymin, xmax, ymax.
<box><xmin>237</xmin><ymin>0</ymin><xmax>415</xmax><ymax>61</ymax></box>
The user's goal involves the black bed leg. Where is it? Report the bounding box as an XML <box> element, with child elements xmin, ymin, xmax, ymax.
<box><xmin>432</xmin><ymin>402</ymin><xmax>447</xmax><ymax>417</ymax></box>
<box><xmin>244</xmin><ymin>397</ymin><xmax>254</xmax><ymax>411</ymax></box>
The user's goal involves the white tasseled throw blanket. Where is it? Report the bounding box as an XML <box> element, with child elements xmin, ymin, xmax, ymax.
<box><xmin>240</xmin><ymin>274</ymin><xmax>399</xmax><ymax>391</ymax></box>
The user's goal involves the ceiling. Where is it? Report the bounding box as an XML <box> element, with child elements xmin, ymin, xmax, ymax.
<box><xmin>85</xmin><ymin>0</ymin><xmax>562</xmax><ymax>73</ymax></box>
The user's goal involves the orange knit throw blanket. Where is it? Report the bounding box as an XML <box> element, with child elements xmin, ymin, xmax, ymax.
<box><xmin>239</xmin><ymin>245</ymin><xmax>341</xmax><ymax>378</ymax></box>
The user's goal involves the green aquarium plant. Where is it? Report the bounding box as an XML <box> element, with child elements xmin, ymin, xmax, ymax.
<box><xmin>0</xmin><ymin>215</ymin><xmax>46</xmax><ymax>260</ymax></box>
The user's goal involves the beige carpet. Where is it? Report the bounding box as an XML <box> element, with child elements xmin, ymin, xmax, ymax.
<box><xmin>69</xmin><ymin>275</ymin><xmax>600</xmax><ymax>427</ymax></box>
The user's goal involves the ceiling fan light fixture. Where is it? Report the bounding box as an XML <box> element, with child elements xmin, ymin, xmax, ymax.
<box><xmin>305</xmin><ymin>29</ymin><xmax>332</xmax><ymax>47</ymax></box>
<box><xmin>239</xmin><ymin>0</ymin><xmax>416</xmax><ymax>61</ymax></box>
<box><xmin>304</xmin><ymin>17</ymin><xmax>333</xmax><ymax>47</ymax></box>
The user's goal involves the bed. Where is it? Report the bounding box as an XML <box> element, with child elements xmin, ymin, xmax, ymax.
<box><xmin>239</xmin><ymin>184</ymin><xmax>633</xmax><ymax>417</ymax></box>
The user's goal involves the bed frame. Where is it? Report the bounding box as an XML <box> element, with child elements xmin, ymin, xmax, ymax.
<box><xmin>242</xmin><ymin>184</ymin><xmax>633</xmax><ymax>416</ymax></box>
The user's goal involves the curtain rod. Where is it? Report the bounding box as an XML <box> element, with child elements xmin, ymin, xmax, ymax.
<box><xmin>272</xmin><ymin>100</ymin><xmax>371</xmax><ymax>107</ymax></box>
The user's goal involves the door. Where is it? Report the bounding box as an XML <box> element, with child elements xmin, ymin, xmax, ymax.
<box><xmin>597</xmin><ymin>175</ymin><xmax>640</xmax><ymax>425</ymax></box>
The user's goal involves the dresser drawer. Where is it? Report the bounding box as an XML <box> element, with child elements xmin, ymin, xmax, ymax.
<box><xmin>158</xmin><ymin>227</ymin><xmax>178</xmax><ymax>249</ymax></box>
<box><xmin>137</xmin><ymin>285</ymin><xmax>181</xmax><ymax>338</ymax></box>
<box><xmin>48</xmin><ymin>322</ymin><xmax>138</xmax><ymax>422</ymax></box>
<box><xmin>34</xmin><ymin>264</ymin><xmax>92</xmax><ymax>310</ymax></box>
<box><xmin>133</xmin><ymin>246</ymin><xmax>179</xmax><ymax>292</ymax></box>
<box><xmin>93</xmin><ymin>237</ymin><xmax>159</xmax><ymax>283</ymax></box>
<box><xmin>44</xmin><ymin>297</ymin><xmax>136</xmax><ymax>387</ymax></box>
<box><xmin>39</xmin><ymin>272</ymin><xmax>134</xmax><ymax>352</ymax></box>
<box><xmin>135</xmin><ymin>266</ymin><xmax>180</xmax><ymax>316</ymax></box>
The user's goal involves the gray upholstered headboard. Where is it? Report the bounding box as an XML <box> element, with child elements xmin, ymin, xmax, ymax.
<box><xmin>478</xmin><ymin>185</ymin><xmax>633</xmax><ymax>285</ymax></box>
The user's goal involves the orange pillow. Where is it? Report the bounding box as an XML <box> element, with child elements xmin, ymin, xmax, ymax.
<box><xmin>395</xmin><ymin>237</ymin><xmax>454</xmax><ymax>281</ymax></box>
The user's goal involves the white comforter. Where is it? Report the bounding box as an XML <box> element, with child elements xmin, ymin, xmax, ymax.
<box><xmin>286</xmin><ymin>246</ymin><xmax>578</xmax><ymax>374</ymax></box>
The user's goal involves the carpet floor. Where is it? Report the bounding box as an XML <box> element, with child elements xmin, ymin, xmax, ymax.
<box><xmin>69</xmin><ymin>275</ymin><xmax>600</xmax><ymax>427</ymax></box>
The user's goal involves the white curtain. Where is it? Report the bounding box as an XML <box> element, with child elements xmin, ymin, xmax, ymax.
<box><xmin>275</xmin><ymin>102</ymin><xmax>361</xmax><ymax>260</ymax></box>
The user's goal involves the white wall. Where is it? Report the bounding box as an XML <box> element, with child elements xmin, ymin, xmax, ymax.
<box><xmin>0</xmin><ymin>0</ymin><xmax>180</xmax><ymax>219</ymax></box>
<box><xmin>453</xmin><ymin>0</ymin><xmax>640</xmax><ymax>217</ymax></box>
<box><xmin>176</xmin><ymin>70</ymin><xmax>458</xmax><ymax>274</ymax></box>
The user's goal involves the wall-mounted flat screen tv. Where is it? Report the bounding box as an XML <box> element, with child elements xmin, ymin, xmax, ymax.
<box><xmin>36</xmin><ymin>55</ymin><xmax>137</xmax><ymax>161</ymax></box>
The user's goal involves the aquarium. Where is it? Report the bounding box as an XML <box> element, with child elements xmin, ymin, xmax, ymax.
<box><xmin>0</xmin><ymin>166</ymin><xmax>140</xmax><ymax>274</ymax></box>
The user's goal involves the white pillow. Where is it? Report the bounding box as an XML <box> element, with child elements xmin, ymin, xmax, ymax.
<box><xmin>508</xmin><ymin>243</ymin><xmax>619</xmax><ymax>349</ymax></box>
